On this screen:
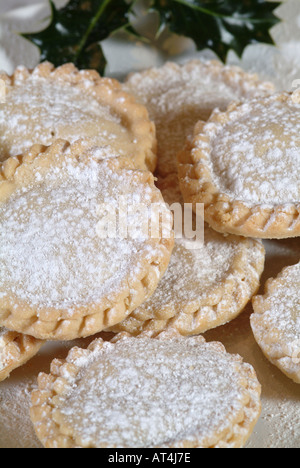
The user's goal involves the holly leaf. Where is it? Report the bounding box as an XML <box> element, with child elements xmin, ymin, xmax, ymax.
<box><xmin>23</xmin><ymin>0</ymin><xmax>134</xmax><ymax>75</ymax></box>
<box><xmin>23</xmin><ymin>0</ymin><xmax>282</xmax><ymax>74</ymax></box>
<box><xmin>151</xmin><ymin>0</ymin><xmax>281</xmax><ymax>61</ymax></box>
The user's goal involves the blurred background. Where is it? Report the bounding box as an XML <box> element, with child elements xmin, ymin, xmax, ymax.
<box><xmin>0</xmin><ymin>0</ymin><xmax>300</xmax><ymax>89</ymax></box>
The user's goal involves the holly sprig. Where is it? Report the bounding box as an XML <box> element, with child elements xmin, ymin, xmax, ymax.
<box><xmin>24</xmin><ymin>0</ymin><xmax>282</xmax><ymax>75</ymax></box>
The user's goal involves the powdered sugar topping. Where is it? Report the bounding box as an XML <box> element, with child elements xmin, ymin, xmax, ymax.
<box><xmin>205</xmin><ymin>95</ymin><xmax>300</xmax><ymax>205</ymax></box>
<box><xmin>124</xmin><ymin>60</ymin><xmax>273</xmax><ymax>175</ymax></box>
<box><xmin>0</xmin><ymin>76</ymin><xmax>133</xmax><ymax>162</ymax></box>
<box><xmin>0</xmin><ymin>155</ymin><xmax>168</xmax><ymax>311</ymax></box>
<box><xmin>58</xmin><ymin>336</ymin><xmax>251</xmax><ymax>447</ymax></box>
<box><xmin>253</xmin><ymin>262</ymin><xmax>300</xmax><ymax>347</ymax></box>
<box><xmin>136</xmin><ymin>226</ymin><xmax>241</xmax><ymax>310</ymax></box>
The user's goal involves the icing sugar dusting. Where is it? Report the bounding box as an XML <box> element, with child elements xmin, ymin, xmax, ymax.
<box><xmin>251</xmin><ymin>262</ymin><xmax>300</xmax><ymax>381</ymax></box>
<box><xmin>0</xmin><ymin>77</ymin><xmax>131</xmax><ymax>162</ymax></box>
<box><xmin>136</xmin><ymin>226</ymin><xmax>240</xmax><ymax>310</ymax></box>
<box><xmin>0</xmin><ymin>376</ymin><xmax>41</xmax><ymax>448</ymax></box>
<box><xmin>0</xmin><ymin>156</ymin><xmax>167</xmax><ymax>311</ymax></box>
<box><xmin>124</xmin><ymin>61</ymin><xmax>273</xmax><ymax>175</ymax></box>
<box><xmin>207</xmin><ymin>96</ymin><xmax>300</xmax><ymax>204</ymax></box>
<box><xmin>59</xmin><ymin>337</ymin><xmax>250</xmax><ymax>447</ymax></box>
<box><xmin>254</xmin><ymin>262</ymin><xmax>300</xmax><ymax>346</ymax></box>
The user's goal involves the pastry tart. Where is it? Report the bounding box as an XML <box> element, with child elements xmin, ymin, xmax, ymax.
<box><xmin>0</xmin><ymin>327</ymin><xmax>43</xmax><ymax>382</ymax></box>
<box><xmin>178</xmin><ymin>92</ymin><xmax>300</xmax><ymax>239</ymax></box>
<box><xmin>111</xmin><ymin>175</ymin><xmax>265</xmax><ymax>336</ymax></box>
<box><xmin>124</xmin><ymin>60</ymin><xmax>274</xmax><ymax>177</ymax></box>
<box><xmin>0</xmin><ymin>62</ymin><xmax>157</xmax><ymax>171</ymax></box>
<box><xmin>251</xmin><ymin>262</ymin><xmax>300</xmax><ymax>384</ymax></box>
<box><xmin>30</xmin><ymin>332</ymin><xmax>262</xmax><ymax>448</ymax></box>
<box><xmin>0</xmin><ymin>140</ymin><xmax>174</xmax><ymax>341</ymax></box>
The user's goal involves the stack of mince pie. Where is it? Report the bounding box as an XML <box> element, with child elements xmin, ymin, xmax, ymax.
<box><xmin>0</xmin><ymin>60</ymin><xmax>299</xmax><ymax>449</ymax></box>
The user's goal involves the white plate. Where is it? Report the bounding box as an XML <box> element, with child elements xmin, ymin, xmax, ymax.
<box><xmin>0</xmin><ymin>0</ymin><xmax>299</xmax><ymax>449</ymax></box>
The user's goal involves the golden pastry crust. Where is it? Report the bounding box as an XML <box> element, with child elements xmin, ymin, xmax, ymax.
<box><xmin>109</xmin><ymin>226</ymin><xmax>265</xmax><ymax>337</ymax></box>
<box><xmin>0</xmin><ymin>62</ymin><xmax>157</xmax><ymax>171</ymax></box>
<box><xmin>124</xmin><ymin>59</ymin><xmax>274</xmax><ymax>178</ymax></box>
<box><xmin>178</xmin><ymin>92</ymin><xmax>300</xmax><ymax>239</ymax></box>
<box><xmin>110</xmin><ymin>173</ymin><xmax>265</xmax><ymax>336</ymax></box>
<box><xmin>0</xmin><ymin>141</ymin><xmax>174</xmax><ymax>341</ymax></box>
<box><xmin>0</xmin><ymin>328</ymin><xmax>43</xmax><ymax>382</ymax></box>
<box><xmin>251</xmin><ymin>263</ymin><xmax>300</xmax><ymax>384</ymax></box>
<box><xmin>30</xmin><ymin>332</ymin><xmax>262</xmax><ymax>448</ymax></box>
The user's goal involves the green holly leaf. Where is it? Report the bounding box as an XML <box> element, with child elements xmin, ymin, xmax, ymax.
<box><xmin>151</xmin><ymin>0</ymin><xmax>281</xmax><ymax>61</ymax></box>
<box><xmin>23</xmin><ymin>0</ymin><xmax>134</xmax><ymax>75</ymax></box>
<box><xmin>23</xmin><ymin>0</ymin><xmax>282</xmax><ymax>74</ymax></box>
